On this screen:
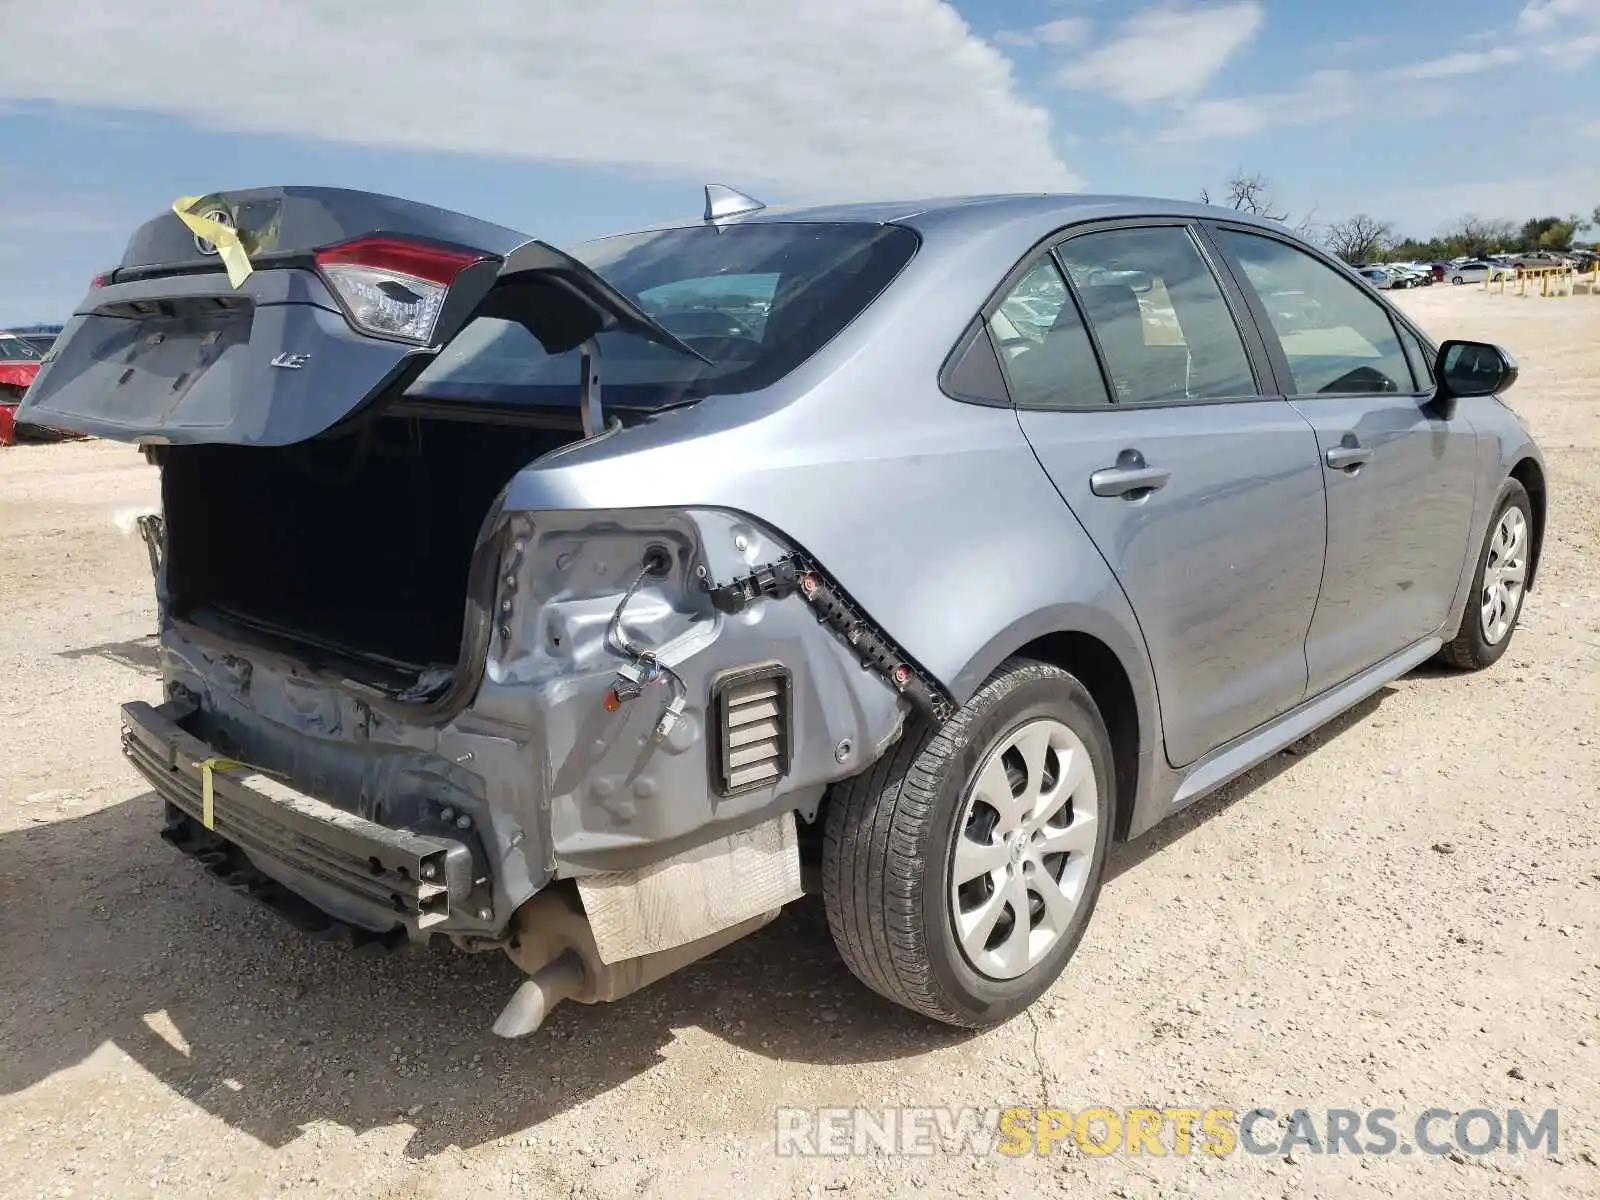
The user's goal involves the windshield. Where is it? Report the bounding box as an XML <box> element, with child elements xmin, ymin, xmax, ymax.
<box><xmin>0</xmin><ymin>336</ymin><xmax>42</xmax><ymax>362</ymax></box>
<box><xmin>408</xmin><ymin>222</ymin><xmax>918</xmax><ymax>409</ymax></box>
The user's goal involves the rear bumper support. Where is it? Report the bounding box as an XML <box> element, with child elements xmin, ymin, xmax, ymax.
<box><xmin>120</xmin><ymin>699</ymin><xmax>474</xmax><ymax>936</ymax></box>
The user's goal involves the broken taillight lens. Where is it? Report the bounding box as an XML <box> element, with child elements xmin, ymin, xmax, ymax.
<box><xmin>314</xmin><ymin>236</ymin><xmax>486</xmax><ymax>345</ymax></box>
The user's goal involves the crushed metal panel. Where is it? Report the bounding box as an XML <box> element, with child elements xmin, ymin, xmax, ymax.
<box><xmin>576</xmin><ymin>811</ymin><xmax>803</xmax><ymax>964</ymax></box>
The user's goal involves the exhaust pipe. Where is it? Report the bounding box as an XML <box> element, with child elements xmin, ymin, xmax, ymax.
<box><xmin>492</xmin><ymin>884</ymin><xmax>779</xmax><ymax>1037</ymax></box>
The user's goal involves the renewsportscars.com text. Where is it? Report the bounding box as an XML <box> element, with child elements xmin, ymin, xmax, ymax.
<box><xmin>774</xmin><ymin>1105</ymin><xmax>1559</xmax><ymax>1159</ymax></box>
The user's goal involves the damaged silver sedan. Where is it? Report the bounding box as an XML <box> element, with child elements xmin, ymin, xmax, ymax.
<box><xmin>22</xmin><ymin>184</ymin><xmax>1545</xmax><ymax>1034</ymax></box>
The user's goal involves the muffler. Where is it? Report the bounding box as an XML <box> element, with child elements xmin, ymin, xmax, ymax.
<box><xmin>492</xmin><ymin>883</ymin><xmax>779</xmax><ymax>1037</ymax></box>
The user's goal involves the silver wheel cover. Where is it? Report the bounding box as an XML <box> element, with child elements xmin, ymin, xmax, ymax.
<box><xmin>1480</xmin><ymin>506</ymin><xmax>1528</xmax><ymax>646</ymax></box>
<box><xmin>948</xmin><ymin>718</ymin><xmax>1099</xmax><ymax>981</ymax></box>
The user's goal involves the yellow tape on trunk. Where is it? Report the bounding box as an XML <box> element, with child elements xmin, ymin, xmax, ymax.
<box><xmin>195</xmin><ymin>756</ymin><xmax>244</xmax><ymax>830</ymax></box>
<box><xmin>171</xmin><ymin>196</ymin><xmax>254</xmax><ymax>289</ymax></box>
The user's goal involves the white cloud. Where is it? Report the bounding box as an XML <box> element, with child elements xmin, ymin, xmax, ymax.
<box><xmin>993</xmin><ymin>16</ymin><xmax>1092</xmax><ymax>48</ymax></box>
<box><xmin>1389</xmin><ymin>170</ymin><xmax>1600</xmax><ymax>227</ymax></box>
<box><xmin>0</xmin><ymin>0</ymin><xmax>1079</xmax><ymax>200</ymax></box>
<box><xmin>1154</xmin><ymin>9</ymin><xmax>1587</xmax><ymax>146</ymax></box>
<box><xmin>1056</xmin><ymin>2</ymin><xmax>1264</xmax><ymax>105</ymax></box>
<box><xmin>1036</xmin><ymin>17</ymin><xmax>1094</xmax><ymax>46</ymax></box>
<box><xmin>1387</xmin><ymin>46</ymin><xmax>1524</xmax><ymax>80</ymax></box>
<box><xmin>1317</xmin><ymin>34</ymin><xmax>1380</xmax><ymax>56</ymax></box>
<box><xmin>1518</xmin><ymin>0</ymin><xmax>1600</xmax><ymax>34</ymax></box>
<box><xmin>1153</xmin><ymin>69</ymin><xmax>1357</xmax><ymax>143</ymax></box>
<box><xmin>1151</xmin><ymin>68</ymin><xmax>1466</xmax><ymax>145</ymax></box>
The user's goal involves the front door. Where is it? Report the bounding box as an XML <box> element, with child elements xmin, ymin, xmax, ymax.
<box><xmin>995</xmin><ymin>223</ymin><xmax>1327</xmax><ymax>768</ymax></box>
<box><xmin>1206</xmin><ymin>225</ymin><xmax>1479</xmax><ymax>694</ymax></box>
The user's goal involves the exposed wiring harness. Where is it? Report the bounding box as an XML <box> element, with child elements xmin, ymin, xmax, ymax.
<box><xmin>605</xmin><ymin>561</ymin><xmax>688</xmax><ymax>741</ymax></box>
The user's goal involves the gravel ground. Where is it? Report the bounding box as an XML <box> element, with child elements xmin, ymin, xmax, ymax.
<box><xmin>1</xmin><ymin>285</ymin><xmax>1597</xmax><ymax>1200</ymax></box>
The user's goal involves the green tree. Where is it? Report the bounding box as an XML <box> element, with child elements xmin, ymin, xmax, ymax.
<box><xmin>1516</xmin><ymin>216</ymin><xmax>1581</xmax><ymax>251</ymax></box>
<box><xmin>1538</xmin><ymin>219</ymin><xmax>1578</xmax><ymax>250</ymax></box>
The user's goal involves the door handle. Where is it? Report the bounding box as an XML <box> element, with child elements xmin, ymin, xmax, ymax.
<box><xmin>1324</xmin><ymin>443</ymin><xmax>1372</xmax><ymax>471</ymax></box>
<box><xmin>1089</xmin><ymin>464</ymin><xmax>1171</xmax><ymax>498</ymax></box>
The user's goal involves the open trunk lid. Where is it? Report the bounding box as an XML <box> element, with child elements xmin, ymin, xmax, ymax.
<box><xmin>18</xmin><ymin>186</ymin><xmax>702</xmax><ymax>446</ymax></box>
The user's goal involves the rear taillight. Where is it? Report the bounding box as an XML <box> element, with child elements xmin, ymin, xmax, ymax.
<box><xmin>89</xmin><ymin>272</ymin><xmax>108</xmax><ymax>288</ymax></box>
<box><xmin>314</xmin><ymin>236</ymin><xmax>487</xmax><ymax>344</ymax></box>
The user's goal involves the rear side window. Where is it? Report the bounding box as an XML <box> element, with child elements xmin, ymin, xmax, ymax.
<box><xmin>410</xmin><ymin>223</ymin><xmax>918</xmax><ymax>408</ymax></box>
<box><xmin>1212</xmin><ymin>229</ymin><xmax>1413</xmax><ymax>396</ymax></box>
<box><xmin>986</xmin><ymin>258</ymin><xmax>1110</xmax><ymax>409</ymax></box>
<box><xmin>1055</xmin><ymin>226</ymin><xmax>1257</xmax><ymax>405</ymax></box>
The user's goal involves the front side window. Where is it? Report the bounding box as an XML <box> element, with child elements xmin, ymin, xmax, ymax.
<box><xmin>986</xmin><ymin>257</ymin><xmax>1109</xmax><ymax>409</ymax></box>
<box><xmin>410</xmin><ymin>222</ymin><xmax>918</xmax><ymax>408</ymax></box>
<box><xmin>1213</xmin><ymin>229</ymin><xmax>1413</xmax><ymax>396</ymax></box>
<box><xmin>1397</xmin><ymin>324</ymin><xmax>1435</xmax><ymax>391</ymax></box>
<box><xmin>1055</xmin><ymin>226</ymin><xmax>1257</xmax><ymax>405</ymax></box>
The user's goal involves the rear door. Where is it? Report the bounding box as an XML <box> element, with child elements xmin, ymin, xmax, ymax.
<box><xmin>998</xmin><ymin>221</ymin><xmax>1327</xmax><ymax>768</ymax></box>
<box><xmin>1205</xmin><ymin>223</ymin><xmax>1479</xmax><ymax>695</ymax></box>
<box><xmin>18</xmin><ymin>187</ymin><xmax>699</xmax><ymax>446</ymax></box>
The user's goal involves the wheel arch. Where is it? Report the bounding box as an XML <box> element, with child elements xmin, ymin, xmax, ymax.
<box><xmin>948</xmin><ymin>606</ymin><xmax>1160</xmax><ymax>846</ymax></box>
<box><xmin>1509</xmin><ymin>456</ymin><xmax>1546</xmax><ymax>589</ymax></box>
<box><xmin>1011</xmin><ymin>631</ymin><xmax>1144</xmax><ymax>842</ymax></box>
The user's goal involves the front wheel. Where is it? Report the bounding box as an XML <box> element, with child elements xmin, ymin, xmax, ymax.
<box><xmin>1452</xmin><ymin>276</ymin><xmax>1465</xmax><ymax>285</ymax></box>
<box><xmin>1439</xmin><ymin>479</ymin><xmax>1533</xmax><ymax>670</ymax></box>
<box><xmin>822</xmin><ymin>659</ymin><xmax>1114</xmax><ymax>1027</ymax></box>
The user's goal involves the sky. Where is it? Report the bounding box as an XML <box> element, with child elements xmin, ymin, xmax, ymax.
<box><xmin>0</xmin><ymin>0</ymin><xmax>1597</xmax><ymax>325</ymax></box>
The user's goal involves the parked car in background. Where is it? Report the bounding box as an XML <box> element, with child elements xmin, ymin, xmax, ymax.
<box><xmin>0</xmin><ymin>330</ymin><xmax>87</xmax><ymax>445</ymax></box>
<box><xmin>1449</xmin><ymin>260</ymin><xmax>1515</xmax><ymax>285</ymax></box>
<box><xmin>19</xmin><ymin>186</ymin><xmax>1547</xmax><ymax>1034</ymax></box>
<box><xmin>3</xmin><ymin>323</ymin><xmax>65</xmax><ymax>357</ymax></box>
<box><xmin>15</xmin><ymin>332</ymin><xmax>57</xmax><ymax>356</ymax></box>
<box><xmin>1357</xmin><ymin>266</ymin><xmax>1402</xmax><ymax>290</ymax></box>
<box><xmin>1510</xmin><ymin>251</ymin><xmax>1571</xmax><ymax>270</ymax></box>
<box><xmin>0</xmin><ymin>331</ymin><xmax>44</xmax><ymax>445</ymax></box>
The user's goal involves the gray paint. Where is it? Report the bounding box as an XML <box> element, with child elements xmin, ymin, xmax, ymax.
<box><xmin>37</xmin><ymin>189</ymin><xmax>1547</xmax><ymax>938</ymax></box>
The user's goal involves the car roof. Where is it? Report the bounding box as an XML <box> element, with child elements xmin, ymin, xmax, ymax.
<box><xmin>597</xmin><ymin>192</ymin><xmax>1298</xmax><ymax>245</ymax></box>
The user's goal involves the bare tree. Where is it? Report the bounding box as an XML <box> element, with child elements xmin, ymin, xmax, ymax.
<box><xmin>1290</xmin><ymin>204</ymin><xmax>1322</xmax><ymax>241</ymax></box>
<box><xmin>1323</xmin><ymin>215</ymin><xmax>1394</xmax><ymax>264</ymax></box>
<box><xmin>1201</xmin><ymin>169</ymin><xmax>1306</xmax><ymax>228</ymax></box>
<box><xmin>1221</xmin><ymin>170</ymin><xmax>1289</xmax><ymax>221</ymax></box>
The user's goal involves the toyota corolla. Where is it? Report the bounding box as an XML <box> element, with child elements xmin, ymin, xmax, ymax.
<box><xmin>21</xmin><ymin>185</ymin><xmax>1546</xmax><ymax>1034</ymax></box>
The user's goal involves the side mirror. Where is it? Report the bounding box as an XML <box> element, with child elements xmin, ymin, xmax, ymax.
<box><xmin>1435</xmin><ymin>339</ymin><xmax>1518</xmax><ymax>399</ymax></box>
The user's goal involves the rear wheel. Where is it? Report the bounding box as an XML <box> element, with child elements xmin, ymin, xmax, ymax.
<box><xmin>1439</xmin><ymin>479</ymin><xmax>1533</xmax><ymax>670</ymax></box>
<box><xmin>821</xmin><ymin>659</ymin><xmax>1113</xmax><ymax>1027</ymax></box>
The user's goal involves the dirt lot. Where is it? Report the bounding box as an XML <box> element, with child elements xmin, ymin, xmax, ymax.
<box><xmin>2</xmin><ymin>285</ymin><xmax>1598</xmax><ymax>1200</ymax></box>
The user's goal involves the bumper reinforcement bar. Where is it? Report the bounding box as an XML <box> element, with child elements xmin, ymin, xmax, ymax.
<box><xmin>120</xmin><ymin>700</ymin><xmax>470</xmax><ymax>933</ymax></box>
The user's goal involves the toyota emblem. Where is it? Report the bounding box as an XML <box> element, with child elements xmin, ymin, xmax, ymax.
<box><xmin>193</xmin><ymin>209</ymin><xmax>233</xmax><ymax>256</ymax></box>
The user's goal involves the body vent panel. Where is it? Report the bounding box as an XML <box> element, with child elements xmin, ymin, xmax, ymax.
<box><xmin>710</xmin><ymin>663</ymin><xmax>793</xmax><ymax>797</ymax></box>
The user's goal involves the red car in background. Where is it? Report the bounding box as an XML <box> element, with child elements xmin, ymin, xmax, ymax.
<box><xmin>0</xmin><ymin>331</ymin><xmax>43</xmax><ymax>444</ymax></box>
<box><xmin>0</xmin><ymin>331</ymin><xmax>84</xmax><ymax>445</ymax></box>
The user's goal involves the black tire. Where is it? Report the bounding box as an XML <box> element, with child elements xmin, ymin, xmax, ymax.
<box><xmin>1438</xmin><ymin>479</ymin><xmax>1533</xmax><ymax>670</ymax></box>
<box><xmin>1452</xmin><ymin>276</ymin><xmax>1465</xmax><ymax>285</ymax></box>
<box><xmin>821</xmin><ymin>658</ymin><xmax>1114</xmax><ymax>1027</ymax></box>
